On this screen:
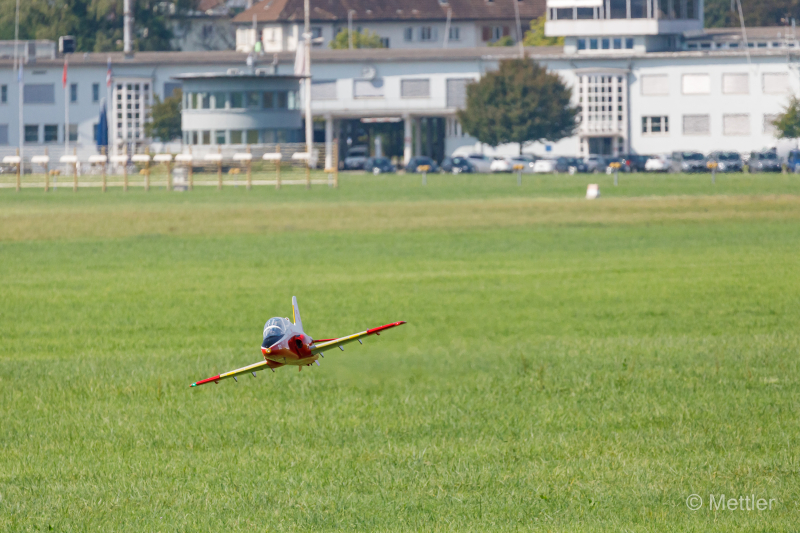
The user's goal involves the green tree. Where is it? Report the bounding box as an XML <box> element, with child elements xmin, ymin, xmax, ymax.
<box><xmin>772</xmin><ymin>96</ymin><xmax>800</xmax><ymax>138</ymax></box>
<box><xmin>145</xmin><ymin>89</ymin><xmax>182</xmax><ymax>142</ymax></box>
<box><xmin>456</xmin><ymin>57</ymin><xmax>578</xmax><ymax>153</ymax></box>
<box><xmin>523</xmin><ymin>16</ymin><xmax>564</xmax><ymax>47</ymax></box>
<box><xmin>329</xmin><ymin>29</ymin><xmax>384</xmax><ymax>49</ymax></box>
<box><xmin>489</xmin><ymin>35</ymin><xmax>515</xmax><ymax>47</ymax></box>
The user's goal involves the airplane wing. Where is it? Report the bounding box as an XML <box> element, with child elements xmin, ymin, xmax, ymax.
<box><xmin>190</xmin><ymin>360</ymin><xmax>275</xmax><ymax>387</ymax></box>
<box><xmin>311</xmin><ymin>321</ymin><xmax>406</xmax><ymax>354</ymax></box>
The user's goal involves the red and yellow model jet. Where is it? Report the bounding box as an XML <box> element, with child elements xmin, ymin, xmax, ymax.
<box><xmin>191</xmin><ymin>297</ymin><xmax>405</xmax><ymax>387</ymax></box>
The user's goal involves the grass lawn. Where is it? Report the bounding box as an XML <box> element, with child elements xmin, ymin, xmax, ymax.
<box><xmin>1</xmin><ymin>173</ymin><xmax>799</xmax><ymax>531</ymax></box>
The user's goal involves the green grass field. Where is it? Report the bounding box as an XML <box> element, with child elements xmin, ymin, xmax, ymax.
<box><xmin>1</xmin><ymin>173</ymin><xmax>799</xmax><ymax>531</ymax></box>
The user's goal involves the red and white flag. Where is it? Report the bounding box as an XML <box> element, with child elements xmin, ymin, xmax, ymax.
<box><xmin>62</xmin><ymin>57</ymin><xmax>68</xmax><ymax>89</ymax></box>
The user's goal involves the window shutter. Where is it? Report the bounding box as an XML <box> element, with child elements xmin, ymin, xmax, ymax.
<box><xmin>763</xmin><ymin>73</ymin><xmax>789</xmax><ymax>94</ymax></box>
<box><xmin>446</xmin><ymin>78</ymin><xmax>472</xmax><ymax>109</ymax></box>
<box><xmin>683</xmin><ymin>114</ymin><xmax>710</xmax><ymax>135</ymax></box>
<box><xmin>722</xmin><ymin>73</ymin><xmax>748</xmax><ymax>94</ymax></box>
<box><xmin>640</xmin><ymin>74</ymin><xmax>669</xmax><ymax>96</ymax></box>
<box><xmin>723</xmin><ymin>114</ymin><xmax>749</xmax><ymax>135</ymax></box>
<box><xmin>23</xmin><ymin>84</ymin><xmax>56</xmax><ymax>104</ymax></box>
<box><xmin>681</xmin><ymin>74</ymin><xmax>710</xmax><ymax>95</ymax></box>
<box><xmin>482</xmin><ymin>26</ymin><xmax>491</xmax><ymax>41</ymax></box>
<box><xmin>401</xmin><ymin>79</ymin><xmax>431</xmax><ymax>98</ymax></box>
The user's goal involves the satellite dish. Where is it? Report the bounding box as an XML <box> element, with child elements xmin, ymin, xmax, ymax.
<box><xmin>361</xmin><ymin>65</ymin><xmax>377</xmax><ymax>80</ymax></box>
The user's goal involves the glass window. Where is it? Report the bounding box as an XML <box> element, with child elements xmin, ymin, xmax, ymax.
<box><xmin>404</xmin><ymin>27</ymin><xmax>413</xmax><ymax>41</ymax></box>
<box><xmin>230</xmin><ymin>92</ymin><xmax>243</xmax><ymax>108</ymax></box>
<box><xmin>288</xmin><ymin>90</ymin><xmax>297</xmax><ymax>109</ymax></box>
<box><xmin>277</xmin><ymin>91</ymin><xmax>288</xmax><ymax>109</ymax></box>
<box><xmin>577</xmin><ymin>39</ymin><xmax>586</xmax><ymax>50</ymax></box>
<box><xmin>613</xmin><ymin>38</ymin><xmax>622</xmax><ymax>49</ymax></box>
<box><xmin>449</xmin><ymin>27</ymin><xmax>460</xmax><ymax>40</ymax></box>
<box><xmin>202</xmin><ymin>131</ymin><xmax>211</xmax><ymax>144</ymax></box>
<box><xmin>602</xmin><ymin>39</ymin><xmax>610</xmax><ymax>50</ymax></box>
<box><xmin>70</xmin><ymin>83</ymin><xmax>78</xmax><ymax>103</ymax></box>
<box><xmin>246</xmin><ymin>91</ymin><xmax>260</xmax><ymax>107</ymax></box>
<box><xmin>25</xmin><ymin>125</ymin><xmax>39</xmax><ymax>143</ymax></box>
<box><xmin>92</xmin><ymin>83</ymin><xmax>99</xmax><ymax>103</ymax></box>
<box><xmin>215</xmin><ymin>130</ymin><xmax>226</xmax><ymax>144</ymax></box>
<box><xmin>590</xmin><ymin>39</ymin><xmax>598</xmax><ymax>50</ymax></box>
<box><xmin>213</xmin><ymin>92</ymin><xmax>226</xmax><ymax>109</ymax></box>
<box><xmin>263</xmin><ymin>91</ymin><xmax>275</xmax><ymax>108</ymax></box>
<box><xmin>44</xmin><ymin>124</ymin><xmax>58</xmax><ymax>142</ymax></box>
<box><xmin>191</xmin><ymin>131</ymin><xmax>198</xmax><ymax>144</ymax></box>
<box><xmin>0</xmin><ymin>84</ymin><xmax>6</xmax><ymax>103</ymax></box>
<box><xmin>68</xmin><ymin>124</ymin><xmax>78</xmax><ymax>142</ymax></box>
<box><xmin>246</xmin><ymin>129</ymin><xmax>259</xmax><ymax>143</ymax></box>
<box><xmin>201</xmin><ymin>93</ymin><xmax>210</xmax><ymax>109</ymax></box>
<box><xmin>420</xmin><ymin>27</ymin><xmax>433</xmax><ymax>41</ymax></box>
<box><xmin>230</xmin><ymin>130</ymin><xmax>243</xmax><ymax>144</ymax></box>
<box><xmin>625</xmin><ymin>38</ymin><xmax>634</xmax><ymax>49</ymax></box>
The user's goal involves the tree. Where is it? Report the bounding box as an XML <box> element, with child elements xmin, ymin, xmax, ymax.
<box><xmin>523</xmin><ymin>16</ymin><xmax>564</xmax><ymax>47</ymax></box>
<box><xmin>329</xmin><ymin>29</ymin><xmax>384</xmax><ymax>49</ymax></box>
<box><xmin>489</xmin><ymin>35</ymin><xmax>515</xmax><ymax>47</ymax></box>
<box><xmin>772</xmin><ymin>96</ymin><xmax>800</xmax><ymax>138</ymax></box>
<box><xmin>145</xmin><ymin>89</ymin><xmax>182</xmax><ymax>142</ymax></box>
<box><xmin>456</xmin><ymin>57</ymin><xmax>578</xmax><ymax>153</ymax></box>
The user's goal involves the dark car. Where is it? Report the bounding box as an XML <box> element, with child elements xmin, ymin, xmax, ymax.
<box><xmin>565</xmin><ymin>157</ymin><xmax>588</xmax><ymax>174</ymax></box>
<box><xmin>706</xmin><ymin>152</ymin><xmax>743</xmax><ymax>173</ymax></box>
<box><xmin>342</xmin><ymin>146</ymin><xmax>369</xmax><ymax>170</ymax></box>
<box><xmin>788</xmin><ymin>150</ymin><xmax>800</xmax><ymax>173</ymax></box>
<box><xmin>406</xmin><ymin>156</ymin><xmax>439</xmax><ymax>173</ymax></box>
<box><xmin>365</xmin><ymin>157</ymin><xmax>396</xmax><ymax>174</ymax></box>
<box><xmin>670</xmin><ymin>151</ymin><xmax>707</xmax><ymax>173</ymax></box>
<box><xmin>440</xmin><ymin>156</ymin><xmax>476</xmax><ymax>174</ymax></box>
<box><xmin>749</xmin><ymin>151</ymin><xmax>782</xmax><ymax>173</ymax></box>
<box><xmin>619</xmin><ymin>154</ymin><xmax>649</xmax><ymax>172</ymax></box>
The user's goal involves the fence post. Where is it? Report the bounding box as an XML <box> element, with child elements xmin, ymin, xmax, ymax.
<box><xmin>188</xmin><ymin>147</ymin><xmax>194</xmax><ymax>191</ymax></box>
<box><xmin>275</xmin><ymin>144</ymin><xmax>281</xmax><ymax>190</ymax></box>
<box><xmin>246</xmin><ymin>145</ymin><xmax>252</xmax><ymax>190</ymax></box>
<box><xmin>123</xmin><ymin>144</ymin><xmax>129</xmax><ymax>192</ymax></box>
<box><xmin>217</xmin><ymin>145</ymin><xmax>222</xmax><ymax>191</ymax></box>
<box><xmin>333</xmin><ymin>138</ymin><xmax>339</xmax><ymax>188</ymax></box>
<box><xmin>72</xmin><ymin>147</ymin><xmax>78</xmax><ymax>193</ymax></box>
<box><xmin>44</xmin><ymin>147</ymin><xmax>50</xmax><ymax>193</ymax></box>
<box><xmin>15</xmin><ymin>148</ymin><xmax>20</xmax><ymax>192</ymax></box>
<box><xmin>145</xmin><ymin>147</ymin><xmax>151</xmax><ymax>192</ymax></box>
<box><xmin>166</xmin><ymin>157</ymin><xmax>172</xmax><ymax>192</ymax></box>
<box><xmin>101</xmin><ymin>146</ymin><xmax>107</xmax><ymax>193</ymax></box>
<box><xmin>305</xmin><ymin>153</ymin><xmax>310</xmax><ymax>190</ymax></box>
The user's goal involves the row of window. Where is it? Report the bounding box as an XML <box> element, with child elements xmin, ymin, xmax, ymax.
<box><xmin>312</xmin><ymin>78</ymin><xmax>472</xmax><ymax>107</ymax></box>
<box><xmin>0</xmin><ymin>83</ymin><xmax>102</xmax><ymax>105</ymax></box>
<box><xmin>686</xmin><ymin>40</ymin><xmax>799</xmax><ymax>50</ymax></box>
<box><xmin>577</xmin><ymin>37</ymin><xmax>635</xmax><ymax>51</ymax></box>
<box><xmin>183</xmin><ymin>90</ymin><xmax>300</xmax><ymax>111</ymax></box>
<box><xmin>183</xmin><ymin>129</ymin><xmax>303</xmax><ymax>145</ymax></box>
<box><xmin>641</xmin><ymin>72</ymin><xmax>790</xmax><ymax>96</ymax></box>
<box><xmin>640</xmin><ymin>114</ymin><xmax>779</xmax><ymax>136</ymax></box>
<box><xmin>549</xmin><ymin>0</ymin><xmax>699</xmax><ymax>21</ymax></box>
<box><xmin>16</xmin><ymin>124</ymin><xmax>79</xmax><ymax>143</ymax></box>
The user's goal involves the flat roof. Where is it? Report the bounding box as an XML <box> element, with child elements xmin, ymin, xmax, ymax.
<box><xmin>172</xmin><ymin>72</ymin><xmax>303</xmax><ymax>80</ymax></box>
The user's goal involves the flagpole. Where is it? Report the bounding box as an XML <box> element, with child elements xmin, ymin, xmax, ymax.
<box><xmin>15</xmin><ymin>0</ymin><xmax>22</xmax><ymax>174</ymax></box>
<box><xmin>64</xmin><ymin>57</ymin><xmax>69</xmax><ymax>156</ymax></box>
<box><xmin>304</xmin><ymin>0</ymin><xmax>312</xmax><ymax>161</ymax></box>
<box><xmin>107</xmin><ymin>57</ymin><xmax>112</xmax><ymax>157</ymax></box>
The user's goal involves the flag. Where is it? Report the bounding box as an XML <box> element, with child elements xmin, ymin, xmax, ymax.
<box><xmin>62</xmin><ymin>57</ymin><xmax>68</xmax><ymax>89</ymax></box>
<box><xmin>294</xmin><ymin>39</ymin><xmax>305</xmax><ymax>76</ymax></box>
<box><xmin>106</xmin><ymin>57</ymin><xmax>112</xmax><ymax>87</ymax></box>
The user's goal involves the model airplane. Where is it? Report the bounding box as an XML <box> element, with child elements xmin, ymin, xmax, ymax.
<box><xmin>191</xmin><ymin>296</ymin><xmax>405</xmax><ymax>387</ymax></box>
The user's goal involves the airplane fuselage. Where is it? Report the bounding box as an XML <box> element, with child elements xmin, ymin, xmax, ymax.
<box><xmin>261</xmin><ymin>321</ymin><xmax>317</xmax><ymax>367</ymax></box>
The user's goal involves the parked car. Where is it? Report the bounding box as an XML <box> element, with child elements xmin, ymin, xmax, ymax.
<box><xmin>440</xmin><ymin>156</ymin><xmax>476</xmax><ymax>174</ymax></box>
<box><xmin>343</xmin><ymin>146</ymin><xmax>369</xmax><ymax>170</ymax></box>
<box><xmin>619</xmin><ymin>154</ymin><xmax>649</xmax><ymax>172</ymax></box>
<box><xmin>490</xmin><ymin>156</ymin><xmax>514</xmax><ymax>173</ymax></box>
<box><xmin>508</xmin><ymin>155</ymin><xmax>538</xmax><ymax>173</ymax></box>
<box><xmin>533</xmin><ymin>158</ymin><xmax>558</xmax><ymax>173</ymax></box>
<box><xmin>671</xmin><ymin>151</ymin><xmax>707</xmax><ymax>173</ymax></box>
<box><xmin>603</xmin><ymin>157</ymin><xmax>624</xmax><ymax>174</ymax></box>
<box><xmin>406</xmin><ymin>156</ymin><xmax>439</xmax><ymax>173</ymax></box>
<box><xmin>787</xmin><ymin>150</ymin><xmax>800</xmax><ymax>173</ymax></box>
<box><xmin>565</xmin><ymin>157</ymin><xmax>588</xmax><ymax>174</ymax></box>
<box><xmin>365</xmin><ymin>157</ymin><xmax>396</xmax><ymax>174</ymax></box>
<box><xmin>464</xmin><ymin>153</ymin><xmax>493</xmax><ymax>173</ymax></box>
<box><xmin>748</xmin><ymin>151</ymin><xmax>782</xmax><ymax>172</ymax></box>
<box><xmin>706</xmin><ymin>152</ymin><xmax>743</xmax><ymax>172</ymax></box>
<box><xmin>644</xmin><ymin>155</ymin><xmax>671</xmax><ymax>172</ymax></box>
<box><xmin>585</xmin><ymin>155</ymin><xmax>609</xmax><ymax>173</ymax></box>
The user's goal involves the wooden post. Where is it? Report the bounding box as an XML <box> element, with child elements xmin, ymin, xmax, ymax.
<box><xmin>217</xmin><ymin>145</ymin><xmax>222</xmax><ymax>191</ymax></box>
<box><xmin>246</xmin><ymin>145</ymin><xmax>252</xmax><ymax>190</ymax></box>
<box><xmin>305</xmin><ymin>153</ymin><xmax>311</xmax><ymax>190</ymax></box>
<box><xmin>72</xmin><ymin>147</ymin><xmax>78</xmax><ymax>193</ymax></box>
<box><xmin>333</xmin><ymin>138</ymin><xmax>339</xmax><ymax>188</ymax></box>
<box><xmin>188</xmin><ymin>147</ymin><xmax>194</xmax><ymax>191</ymax></box>
<box><xmin>123</xmin><ymin>144</ymin><xmax>129</xmax><ymax>192</ymax></box>
<box><xmin>275</xmin><ymin>144</ymin><xmax>281</xmax><ymax>190</ymax></box>
<box><xmin>145</xmin><ymin>147</ymin><xmax>151</xmax><ymax>192</ymax></box>
<box><xmin>15</xmin><ymin>148</ymin><xmax>20</xmax><ymax>192</ymax></box>
<box><xmin>101</xmin><ymin>147</ymin><xmax>107</xmax><ymax>193</ymax></box>
<box><xmin>166</xmin><ymin>159</ymin><xmax>172</xmax><ymax>192</ymax></box>
<box><xmin>44</xmin><ymin>148</ymin><xmax>50</xmax><ymax>193</ymax></box>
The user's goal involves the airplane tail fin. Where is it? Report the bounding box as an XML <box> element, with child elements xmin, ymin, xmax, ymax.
<box><xmin>292</xmin><ymin>296</ymin><xmax>303</xmax><ymax>330</ymax></box>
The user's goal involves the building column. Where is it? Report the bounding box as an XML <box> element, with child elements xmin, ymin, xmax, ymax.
<box><xmin>414</xmin><ymin>117</ymin><xmax>422</xmax><ymax>157</ymax></box>
<box><xmin>324</xmin><ymin>114</ymin><xmax>334</xmax><ymax>170</ymax></box>
<box><xmin>403</xmin><ymin>114</ymin><xmax>413</xmax><ymax>165</ymax></box>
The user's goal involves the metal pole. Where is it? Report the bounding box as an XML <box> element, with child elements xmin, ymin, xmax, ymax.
<box><xmin>145</xmin><ymin>147</ymin><xmax>150</xmax><ymax>192</ymax></box>
<box><xmin>15</xmin><ymin>0</ymin><xmax>23</xmax><ymax>177</ymax></box>
<box><xmin>514</xmin><ymin>0</ymin><xmax>525</xmax><ymax>58</ymax></box>
<box><xmin>72</xmin><ymin>147</ymin><xmax>77</xmax><ymax>193</ymax></box>
<box><xmin>188</xmin><ymin>147</ymin><xmax>193</xmax><ymax>191</ymax></box>
<box><xmin>15</xmin><ymin>148</ymin><xmax>20</xmax><ymax>192</ymax></box>
<box><xmin>246</xmin><ymin>145</ymin><xmax>252</xmax><ymax>190</ymax></box>
<box><xmin>348</xmin><ymin>10</ymin><xmax>355</xmax><ymax>49</ymax></box>
<box><xmin>304</xmin><ymin>0</ymin><xmax>313</xmax><ymax>161</ymax></box>
<box><xmin>123</xmin><ymin>144</ymin><xmax>128</xmax><ymax>192</ymax></box>
<box><xmin>333</xmin><ymin>137</ymin><xmax>339</xmax><ymax>188</ymax></box>
<box><xmin>276</xmin><ymin>144</ymin><xmax>281</xmax><ymax>189</ymax></box>
<box><xmin>444</xmin><ymin>8</ymin><xmax>452</xmax><ymax>49</ymax></box>
<box><xmin>102</xmin><ymin>146</ymin><xmax>107</xmax><ymax>192</ymax></box>
<box><xmin>217</xmin><ymin>145</ymin><xmax>222</xmax><ymax>191</ymax></box>
<box><xmin>65</xmin><ymin>57</ymin><xmax>69</xmax><ymax>156</ymax></box>
<box><xmin>44</xmin><ymin>147</ymin><xmax>49</xmax><ymax>192</ymax></box>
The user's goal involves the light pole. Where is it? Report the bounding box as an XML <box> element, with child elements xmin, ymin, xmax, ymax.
<box><xmin>348</xmin><ymin>10</ymin><xmax>355</xmax><ymax>50</ymax></box>
<box><xmin>15</xmin><ymin>0</ymin><xmax>22</xmax><ymax>174</ymax></box>
<box><xmin>304</xmin><ymin>0</ymin><xmax>313</xmax><ymax>161</ymax></box>
<box><xmin>513</xmin><ymin>0</ymin><xmax>524</xmax><ymax>58</ymax></box>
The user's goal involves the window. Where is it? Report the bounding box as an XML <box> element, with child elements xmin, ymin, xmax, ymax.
<box><xmin>277</xmin><ymin>91</ymin><xmax>289</xmax><ymax>108</ymax></box>
<box><xmin>246</xmin><ymin>91</ymin><xmax>260</xmax><ymax>107</ymax></box>
<box><xmin>0</xmin><ymin>124</ymin><xmax>8</xmax><ymax>145</ymax></box>
<box><xmin>25</xmin><ymin>125</ymin><xmax>39</xmax><ymax>143</ymax></box>
<box><xmin>191</xmin><ymin>131</ymin><xmax>198</xmax><ymax>144</ymax></box>
<box><xmin>722</xmin><ymin>73</ymin><xmax>748</xmax><ymax>94</ymax></box>
<box><xmin>625</xmin><ymin>38</ymin><xmax>634</xmax><ymax>49</ymax></box>
<box><xmin>44</xmin><ymin>124</ymin><xmax>58</xmax><ymax>143</ymax></box>
<box><xmin>641</xmin><ymin>74</ymin><xmax>669</xmax><ymax>95</ymax></box>
<box><xmin>446</xmin><ymin>78</ymin><xmax>471</xmax><ymax>108</ymax></box>
<box><xmin>682</xmin><ymin>74</ymin><xmax>711</xmax><ymax>94</ymax></box>
<box><xmin>404</xmin><ymin>27</ymin><xmax>413</xmax><ymax>41</ymax></box>
<box><xmin>67</xmin><ymin>124</ymin><xmax>77</xmax><ymax>142</ymax></box>
<box><xmin>202</xmin><ymin>131</ymin><xmax>211</xmax><ymax>144</ymax></box>
<box><xmin>215</xmin><ymin>130</ymin><xmax>226</xmax><ymax>144</ymax></box>
<box><xmin>311</xmin><ymin>81</ymin><xmax>336</xmax><ymax>100</ymax></box>
<box><xmin>230</xmin><ymin>92</ymin><xmax>243</xmax><ymax>108</ymax></box>
<box><xmin>763</xmin><ymin>114</ymin><xmax>779</xmax><ymax>135</ymax></box>
<box><xmin>70</xmin><ymin>83</ymin><xmax>78</xmax><ymax>103</ymax></box>
<box><xmin>723</xmin><ymin>114</ymin><xmax>749</xmax><ymax>135</ymax></box>
<box><xmin>288</xmin><ymin>90</ymin><xmax>298</xmax><ymax>109</ymax></box>
<box><xmin>449</xmin><ymin>27</ymin><xmax>460</xmax><ymax>40</ymax></box>
<box><xmin>642</xmin><ymin>116</ymin><xmax>669</xmax><ymax>134</ymax></box>
<box><xmin>213</xmin><ymin>92</ymin><xmax>226</xmax><ymax>109</ymax></box>
<box><xmin>1</xmin><ymin>84</ymin><xmax>6</xmax><ymax>103</ymax></box>
<box><xmin>92</xmin><ymin>83</ymin><xmax>100</xmax><ymax>103</ymax></box>
<box><xmin>353</xmin><ymin>79</ymin><xmax>384</xmax><ymax>98</ymax></box>
<box><xmin>590</xmin><ymin>38</ymin><xmax>598</xmax><ymax>50</ymax></box>
<box><xmin>683</xmin><ymin>114</ymin><xmax>710</xmax><ymax>135</ymax></box>
<box><xmin>263</xmin><ymin>91</ymin><xmax>275</xmax><ymax>108</ymax></box>
<box><xmin>577</xmin><ymin>39</ymin><xmax>586</xmax><ymax>50</ymax></box>
<box><xmin>311</xmin><ymin>27</ymin><xmax>322</xmax><ymax>39</ymax></box>
<box><xmin>763</xmin><ymin>73</ymin><xmax>789</xmax><ymax>94</ymax></box>
<box><xmin>420</xmin><ymin>27</ymin><xmax>434</xmax><ymax>41</ymax></box>
<box><xmin>201</xmin><ymin>93</ymin><xmax>211</xmax><ymax>109</ymax></box>
<box><xmin>401</xmin><ymin>79</ymin><xmax>430</xmax><ymax>98</ymax></box>
<box><xmin>246</xmin><ymin>129</ymin><xmax>259</xmax><ymax>143</ymax></box>
<box><xmin>380</xmin><ymin>37</ymin><xmax>390</xmax><ymax>48</ymax></box>
<box><xmin>613</xmin><ymin>38</ymin><xmax>622</xmax><ymax>49</ymax></box>
<box><xmin>230</xmin><ymin>130</ymin><xmax>243</xmax><ymax>144</ymax></box>
<box><xmin>23</xmin><ymin>84</ymin><xmax>55</xmax><ymax>104</ymax></box>
<box><xmin>602</xmin><ymin>38</ymin><xmax>610</xmax><ymax>50</ymax></box>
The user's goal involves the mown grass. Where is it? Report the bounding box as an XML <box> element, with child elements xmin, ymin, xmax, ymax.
<box><xmin>1</xmin><ymin>174</ymin><xmax>799</xmax><ymax>531</ymax></box>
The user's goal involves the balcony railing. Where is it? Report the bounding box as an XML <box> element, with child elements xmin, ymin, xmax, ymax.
<box><xmin>547</xmin><ymin>0</ymin><xmax>700</xmax><ymax>21</ymax></box>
